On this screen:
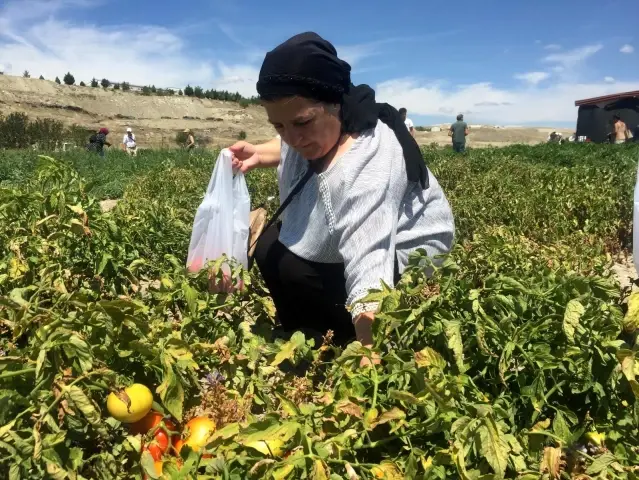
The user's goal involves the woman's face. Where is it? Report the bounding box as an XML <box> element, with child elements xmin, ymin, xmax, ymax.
<box><xmin>263</xmin><ymin>96</ymin><xmax>341</xmax><ymax>160</ymax></box>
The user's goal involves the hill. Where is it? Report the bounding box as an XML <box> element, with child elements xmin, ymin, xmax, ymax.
<box><xmin>0</xmin><ymin>75</ymin><xmax>573</xmax><ymax>148</ymax></box>
<box><xmin>0</xmin><ymin>75</ymin><xmax>275</xmax><ymax>148</ymax></box>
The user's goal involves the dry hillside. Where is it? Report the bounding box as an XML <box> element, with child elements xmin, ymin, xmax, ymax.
<box><xmin>0</xmin><ymin>75</ymin><xmax>572</xmax><ymax>148</ymax></box>
<box><xmin>0</xmin><ymin>75</ymin><xmax>275</xmax><ymax>148</ymax></box>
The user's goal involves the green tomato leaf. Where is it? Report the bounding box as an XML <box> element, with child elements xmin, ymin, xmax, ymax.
<box><xmin>585</xmin><ymin>452</ymin><xmax>616</xmax><ymax>475</ymax></box>
<box><xmin>563</xmin><ymin>299</ymin><xmax>585</xmax><ymax>343</ymax></box>
<box><xmin>270</xmin><ymin>331</ymin><xmax>306</xmax><ymax>366</ymax></box>
<box><xmin>156</xmin><ymin>360</ymin><xmax>184</xmax><ymax>422</ymax></box>
<box><xmin>66</xmin><ymin>385</ymin><xmax>109</xmax><ymax>438</ymax></box>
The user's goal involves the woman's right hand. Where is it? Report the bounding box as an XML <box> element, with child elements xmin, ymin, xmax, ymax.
<box><xmin>229</xmin><ymin>141</ymin><xmax>261</xmax><ymax>173</ymax></box>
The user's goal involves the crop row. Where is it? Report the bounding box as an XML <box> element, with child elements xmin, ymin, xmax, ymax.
<box><xmin>0</xmin><ymin>145</ymin><xmax>638</xmax><ymax>478</ymax></box>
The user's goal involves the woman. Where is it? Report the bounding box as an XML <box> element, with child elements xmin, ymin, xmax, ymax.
<box><xmin>184</xmin><ymin>129</ymin><xmax>196</xmax><ymax>151</ymax></box>
<box><xmin>230</xmin><ymin>32</ymin><xmax>454</xmax><ymax>350</ymax></box>
<box><xmin>87</xmin><ymin>128</ymin><xmax>111</xmax><ymax>157</ymax></box>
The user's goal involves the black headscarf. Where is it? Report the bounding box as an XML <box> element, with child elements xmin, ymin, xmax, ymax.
<box><xmin>257</xmin><ymin>32</ymin><xmax>429</xmax><ymax>189</ymax></box>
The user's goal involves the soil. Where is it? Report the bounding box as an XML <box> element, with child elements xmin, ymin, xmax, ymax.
<box><xmin>613</xmin><ymin>256</ymin><xmax>638</xmax><ymax>293</ymax></box>
<box><xmin>415</xmin><ymin>126</ymin><xmax>575</xmax><ymax>148</ymax></box>
<box><xmin>99</xmin><ymin>199</ymin><xmax>119</xmax><ymax>212</ymax></box>
<box><xmin>1</xmin><ymin>75</ymin><xmax>573</xmax><ymax>149</ymax></box>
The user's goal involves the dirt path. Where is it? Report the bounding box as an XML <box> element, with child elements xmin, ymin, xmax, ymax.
<box><xmin>612</xmin><ymin>256</ymin><xmax>637</xmax><ymax>292</ymax></box>
<box><xmin>99</xmin><ymin>199</ymin><xmax>119</xmax><ymax>212</ymax></box>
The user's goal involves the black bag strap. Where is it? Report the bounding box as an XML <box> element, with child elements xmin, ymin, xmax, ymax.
<box><xmin>248</xmin><ymin>167</ymin><xmax>314</xmax><ymax>256</ymax></box>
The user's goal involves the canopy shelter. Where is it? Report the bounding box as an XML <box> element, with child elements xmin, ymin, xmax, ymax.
<box><xmin>575</xmin><ymin>90</ymin><xmax>639</xmax><ymax>143</ymax></box>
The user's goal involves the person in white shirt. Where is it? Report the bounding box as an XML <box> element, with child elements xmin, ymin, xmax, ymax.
<box><xmin>399</xmin><ymin>108</ymin><xmax>415</xmax><ymax>137</ymax></box>
<box><xmin>122</xmin><ymin>127</ymin><xmax>137</xmax><ymax>156</ymax></box>
<box><xmin>228</xmin><ymin>33</ymin><xmax>454</xmax><ymax>357</ymax></box>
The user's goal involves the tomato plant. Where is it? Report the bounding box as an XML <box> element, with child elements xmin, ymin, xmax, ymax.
<box><xmin>0</xmin><ymin>145</ymin><xmax>638</xmax><ymax>478</ymax></box>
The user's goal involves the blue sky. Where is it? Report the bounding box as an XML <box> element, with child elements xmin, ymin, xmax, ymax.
<box><xmin>0</xmin><ymin>0</ymin><xmax>637</xmax><ymax>127</ymax></box>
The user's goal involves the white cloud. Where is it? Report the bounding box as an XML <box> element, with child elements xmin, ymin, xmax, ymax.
<box><xmin>544</xmin><ymin>44</ymin><xmax>561</xmax><ymax>50</ymax></box>
<box><xmin>543</xmin><ymin>44</ymin><xmax>603</xmax><ymax>69</ymax></box>
<box><xmin>375</xmin><ymin>78</ymin><xmax>639</xmax><ymax>124</ymax></box>
<box><xmin>336</xmin><ymin>31</ymin><xmax>459</xmax><ymax>68</ymax></box>
<box><xmin>0</xmin><ymin>0</ymin><xmax>259</xmax><ymax>97</ymax></box>
<box><xmin>604</xmin><ymin>76</ymin><xmax>615</xmax><ymax>83</ymax></box>
<box><xmin>620</xmin><ymin>44</ymin><xmax>634</xmax><ymax>54</ymax></box>
<box><xmin>514</xmin><ymin>71</ymin><xmax>550</xmax><ymax>85</ymax></box>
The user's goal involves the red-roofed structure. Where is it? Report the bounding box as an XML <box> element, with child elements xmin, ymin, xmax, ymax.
<box><xmin>575</xmin><ymin>90</ymin><xmax>639</xmax><ymax>107</ymax></box>
<box><xmin>575</xmin><ymin>90</ymin><xmax>639</xmax><ymax>142</ymax></box>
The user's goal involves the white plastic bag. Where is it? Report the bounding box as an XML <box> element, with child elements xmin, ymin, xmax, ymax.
<box><xmin>634</xmin><ymin>161</ymin><xmax>639</xmax><ymax>274</ymax></box>
<box><xmin>187</xmin><ymin>149</ymin><xmax>250</xmax><ymax>278</ymax></box>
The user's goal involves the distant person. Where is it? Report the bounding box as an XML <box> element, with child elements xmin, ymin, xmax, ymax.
<box><xmin>184</xmin><ymin>129</ymin><xmax>196</xmax><ymax>151</ymax></box>
<box><xmin>613</xmin><ymin>115</ymin><xmax>630</xmax><ymax>144</ymax></box>
<box><xmin>449</xmin><ymin>114</ymin><xmax>469</xmax><ymax>152</ymax></box>
<box><xmin>122</xmin><ymin>127</ymin><xmax>137</xmax><ymax>156</ymax></box>
<box><xmin>87</xmin><ymin>127</ymin><xmax>111</xmax><ymax>157</ymax></box>
<box><xmin>399</xmin><ymin>108</ymin><xmax>415</xmax><ymax>137</ymax></box>
<box><xmin>547</xmin><ymin>131</ymin><xmax>562</xmax><ymax>144</ymax></box>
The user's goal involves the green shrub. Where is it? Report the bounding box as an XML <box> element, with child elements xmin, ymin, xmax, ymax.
<box><xmin>63</xmin><ymin>72</ymin><xmax>75</xmax><ymax>85</ymax></box>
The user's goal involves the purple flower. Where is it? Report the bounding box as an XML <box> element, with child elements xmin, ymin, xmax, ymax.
<box><xmin>200</xmin><ymin>370</ymin><xmax>225</xmax><ymax>387</ymax></box>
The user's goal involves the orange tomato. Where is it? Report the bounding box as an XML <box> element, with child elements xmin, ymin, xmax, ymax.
<box><xmin>142</xmin><ymin>460</ymin><xmax>163</xmax><ymax>480</ymax></box>
<box><xmin>174</xmin><ymin>417</ymin><xmax>216</xmax><ymax>456</ymax></box>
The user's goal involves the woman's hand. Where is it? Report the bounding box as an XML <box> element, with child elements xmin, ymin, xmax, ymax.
<box><xmin>229</xmin><ymin>141</ymin><xmax>261</xmax><ymax>173</ymax></box>
<box><xmin>354</xmin><ymin>312</ymin><xmax>381</xmax><ymax>367</ymax></box>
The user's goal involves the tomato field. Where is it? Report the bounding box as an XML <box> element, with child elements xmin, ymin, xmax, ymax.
<box><xmin>1</xmin><ymin>144</ymin><xmax>639</xmax><ymax>479</ymax></box>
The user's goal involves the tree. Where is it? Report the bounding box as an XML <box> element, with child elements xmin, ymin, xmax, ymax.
<box><xmin>91</xmin><ymin>78</ymin><xmax>99</xmax><ymax>87</ymax></box>
<box><xmin>79</xmin><ymin>81</ymin><xmax>86</xmax><ymax>87</ymax></box>
<box><xmin>150</xmin><ymin>85</ymin><xmax>157</xmax><ymax>94</ymax></box>
<box><xmin>178</xmin><ymin>89</ymin><xmax>183</xmax><ymax>96</ymax></box>
<box><xmin>23</xmin><ymin>70</ymin><xmax>30</xmax><ymax>78</ymax></box>
<box><xmin>122</xmin><ymin>82</ymin><xmax>131</xmax><ymax>92</ymax></box>
<box><xmin>184</xmin><ymin>85</ymin><xmax>194</xmax><ymax>97</ymax></box>
<box><xmin>39</xmin><ymin>75</ymin><xmax>45</xmax><ymax>80</ymax></box>
<box><xmin>100</xmin><ymin>78</ymin><xmax>110</xmax><ymax>89</ymax></box>
<box><xmin>194</xmin><ymin>86</ymin><xmax>204</xmax><ymax>99</ymax></box>
<box><xmin>63</xmin><ymin>72</ymin><xmax>75</xmax><ymax>85</ymax></box>
<box><xmin>141</xmin><ymin>85</ymin><xmax>152</xmax><ymax>96</ymax></box>
<box><xmin>113</xmin><ymin>83</ymin><xmax>120</xmax><ymax>90</ymax></box>
<box><xmin>55</xmin><ymin>77</ymin><xmax>61</xmax><ymax>84</ymax></box>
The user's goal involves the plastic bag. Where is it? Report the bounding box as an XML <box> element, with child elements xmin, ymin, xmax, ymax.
<box><xmin>634</xmin><ymin>161</ymin><xmax>639</xmax><ymax>274</ymax></box>
<box><xmin>187</xmin><ymin>149</ymin><xmax>250</xmax><ymax>284</ymax></box>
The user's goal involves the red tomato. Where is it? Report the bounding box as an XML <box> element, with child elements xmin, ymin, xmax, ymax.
<box><xmin>143</xmin><ymin>444</ymin><xmax>163</xmax><ymax>461</ymax></box>
<box><xmin>134</xmin><ymin>411</ymin><xmax>177</xmax><ymax>457</ymax></box>
<box><xmin>130</xmin><ymin>411</ymin><xmax>175</xmax><ymax>435</ymax></box>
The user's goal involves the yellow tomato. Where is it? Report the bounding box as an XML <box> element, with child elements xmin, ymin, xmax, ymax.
<box><xmin>585</xmin><ymin>431</ymin><xmax>606</xmax><ymax>446</ymax></box>
<box><xmin>174</xmin><ymin>417</ymin><xmax>216</xmax><ymax>455</ymax></box>
<box><xmin>106</xmin><ymin>384</ymin><xmax>153</xmax><ymax>423</ymax></box>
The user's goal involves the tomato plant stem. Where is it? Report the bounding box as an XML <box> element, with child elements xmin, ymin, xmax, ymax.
<box><xmin>0</xmin><ymin>368</ymin><xmax>36</xmax><ymax>379</ymax></box>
